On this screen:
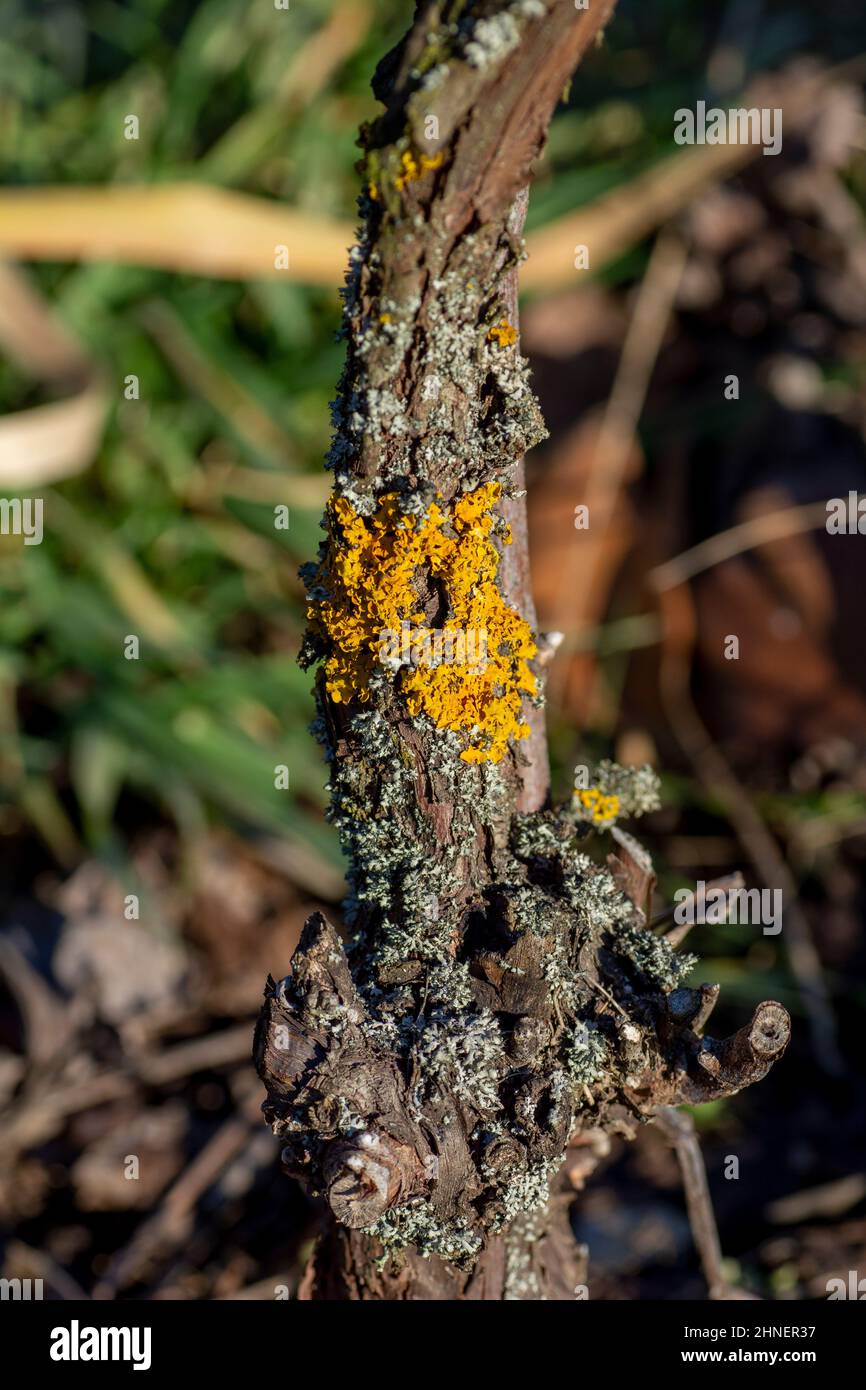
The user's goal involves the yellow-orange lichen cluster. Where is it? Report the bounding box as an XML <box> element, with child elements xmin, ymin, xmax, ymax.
<box><xmin>367</xmin><ymin>149</ymin><xmax>444</xmax><ymax>204</ymax></box>
<box><xmin>307</xmin><ymin>482</ymin><xmax>537</xmax><ymax>763</ymax></box>
<box><xmin>487</xmin><ymin>318</ymin><xmax>519</xmax><ymax>348</ymax></box>
<box><xmin>394</xmin><ymin>148</ymin><xmax>445</xmax><ymax>191</ymax></box>
<box><xmin>574</xmin><ymin>788</ymin><xmax>621</xmax><ymax>825</ymax></box>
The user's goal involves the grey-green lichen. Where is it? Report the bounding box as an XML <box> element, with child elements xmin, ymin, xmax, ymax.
<box><xmin>372</xmin><ymin>801</ymin><xmax>689</xmax><ymax>1254</ymax></box>
<box><xmin>565</xmin><ymin>1021</ymin><xmax>610</xmax><ymax>1085</ymax></box>
<box><xmin>573</xmin><ymin>760</ymin><xmax>662</xmax><ymax>821</ymax></box>
<box><xmin>318</xmin><ymin>705</ymin><xmax>510</xmax><ymax>964</ymax></box>
<box><xmin>462</xmin><ymin>1</ymin><xmax>548</xmax><ymax>71</ymax></box>
<box><xmin>323</xmin><ymin>156</ymin><xmax>545</xmax><ymax>502</ymax></box>
<box><xmin>491</xmin><ymin>1156</ymin><xmax>561</xmax><ymax>1231</ymax></box>
<box><xmin>503</xmin><ymin>1208</ymin><xmax>547</xmax><ymax>1300</ymax></box>
<box><xmin>281</xmin><ymin>729</ymin><xmax>698</xmax><ymax>1262</ymax></box>
<box><xmin>614</xmin><ymin>921</ymin><xmax>697</xmax><ymax>992</ymax></box>
<box><xmin>365</xmin><ymin>1198</ymin><xmax>483</xmax><ymax>1262</ymax></box>
<box><xmin>411</xmin><ymin>1008</ymin><xmax>502</xmax><ymax>1112</ymax></box>
<box><xmin>464</xmin><ymin>12</ymin><xmax>521</xmax><ymax>68</ymax></box>
<box><xmin>511</xmin><ymin>807</ymin><xmax>588</xmax><ymax>863</ymax></box>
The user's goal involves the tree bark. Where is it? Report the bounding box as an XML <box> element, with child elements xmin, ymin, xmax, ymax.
<box><xmin>255</xmin><ymin>0</ymin><xmax>790</xmax><ymax>1300</ymax></box>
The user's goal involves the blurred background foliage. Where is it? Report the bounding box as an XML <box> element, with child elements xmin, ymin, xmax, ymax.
<box><xmin>1</xmin><ymin>0</ymin><xmax>866</xmax><ymax>1300</ymax></box>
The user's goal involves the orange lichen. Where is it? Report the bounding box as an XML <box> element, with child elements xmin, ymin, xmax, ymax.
<box><xmin>574</xmin><ymin>788</ymin><xmax>621</xmax><ymax>825</ymax></box>
<box><xmin>394</xmin><ymin>148</ymin><xmax>445</xmax><ymax>192</ymax></box>
<box><xmin>487</xmin><ymin>318</ymin><xmax>518</xmax><ymax>348</ymax></box>
<box><xmin>307</xmin><ymin>483</ymin><xmax>537</xmax><ymax>763</ymax></box>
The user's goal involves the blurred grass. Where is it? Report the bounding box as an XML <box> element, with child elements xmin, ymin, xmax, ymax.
<box><xmin>0</xmin><ymin>0</ymin><xmax>414</xmax><ymax>871</ymax></box>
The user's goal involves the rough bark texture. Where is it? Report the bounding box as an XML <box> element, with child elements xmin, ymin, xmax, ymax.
<box><xmin>255</xmin><ymin>0</ymin><xmax>790</xmax><ymax>1300</ymax></box>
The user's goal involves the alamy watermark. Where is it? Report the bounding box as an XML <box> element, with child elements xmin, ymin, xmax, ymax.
<box><xmin>827</xmin><ymin>1271</ymin><xmax>866</xmax><ymax>1299</ymax></box>
<box><xmin>673</xmin><ymin>879</ymin><xmax>783</xmax><ymax>936</ymax></box>
<box><xmin>50</xmin><ymin>1320</ymin><xmax>151</xmax><ymax>1370</ymax></box>
<box><xmin>674</xmin><ymin>100</ymin><xmax>782</xmax><ymax>157</ymax></box>
<box><xmin>826</xmin><ymin>493</ymin><xmax>866</xmax><ymax>534</ymax></box>
<box><xmin>378</xmin><ymin>621</ymin><xmax>488</xmax><ymax>672</ymax></box>
<box><xmin>0</xmin><ymin>497</ymin><xmax>43</xmax><ymax>545</ymax></box>
<box><xmin>0</xmin><ymin>1277</ymin><xmax>43</xmax><ymax>1299</ymax></box>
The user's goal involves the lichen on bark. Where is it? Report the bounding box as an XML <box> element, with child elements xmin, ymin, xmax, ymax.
<box><xmin>255</xmin><ymin>0</ymin><xmax>790</xmax><ymax>1300</ymax></box>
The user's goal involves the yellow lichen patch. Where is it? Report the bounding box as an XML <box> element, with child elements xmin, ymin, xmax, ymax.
<box><xmin>394</xmin><ymin>148</ymin><xmax>445</xmax><ymax>192</ymax></box>
<box><xmin>574</xmin><ymin>788</ymin><xmax>621</xmax><ymax>825</ymax></box>
<box><xmin>487</xmin><ymin>318</ymin><xmax>518</xmax><ymax>348</ymax></box>
<box><xmin>307</xmin><ymin>483</ymin><xmax>537</xmax><ymax>763</ymax></box>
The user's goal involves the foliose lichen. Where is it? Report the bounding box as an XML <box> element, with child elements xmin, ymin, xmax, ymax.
<box><xmin>365</xmin><ymin>1198</ymin><xmax>484</xmax><ymax>1262</ymax></box>
<box><xmin>573</xmin><ymin>760</ymin><xmax>662</xmax><ymax>820</ymax></box>
<box><xmin>303</xmin><ymin>482</ymin><xmax>537</xmax><ymax>764</ymax></box>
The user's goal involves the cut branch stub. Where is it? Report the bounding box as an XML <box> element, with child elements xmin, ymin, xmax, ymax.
<box><xmin>256</xmin><ymin>902</ymin><xmax>792</xmax><ymax>1255</ymax></box>
<box><xmin>626</xmin><ymin>998</ymin><xmax>792</xmax><ymax>1109</ymax></box>
<box><xmin>255</xmin><ymin>913</ymin><xmax>436</xmax><ymax>1221</ymax></box>
<box><xmin>323</xmin><ymin>1133</ymin><xmax>417</xmax><ymax>1229</ymax></box>
<box><xmin>689</xmin><ymin>1000</ymin><xmax>791</xmax><ymax>1100</ymax></box>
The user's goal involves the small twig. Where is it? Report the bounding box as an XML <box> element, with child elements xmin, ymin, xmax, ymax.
<box><xmin>0</xmin><ymin>1023</ymin><xmax>255</xmax><ymax>1161</ymax></box>
<box><xmin>92</xmin><ymin>1105</ymin><xmax>258</xmax><ymax>1299</ymax></box>
<box><xmin>548</xmin><ymin>227</ymin><xmax>688</xmax><ymax>707</ymax></box>
<box><xmin>653</xmin><ymin>1106</ymin><xmax>736</xmax><ymax>1299</ymax></box>
<box><xmin>660</xmin><ymin>872</ymin><xmax>745</xmax><ymax>947</ymax></box>
<box><xmin>137</xmin><ymin>1022</ymin><xmax>254</xmax><ymax>1086</ymax></box>
<box><xmin>650</xmin><ymin>500</ymin><xmax>829</xmax><ymax>591</ymax></box>
<box><xmin>581</xmin><ymin>972</ymin><xmax>630</xmax><ymax>1020</ymax></box>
